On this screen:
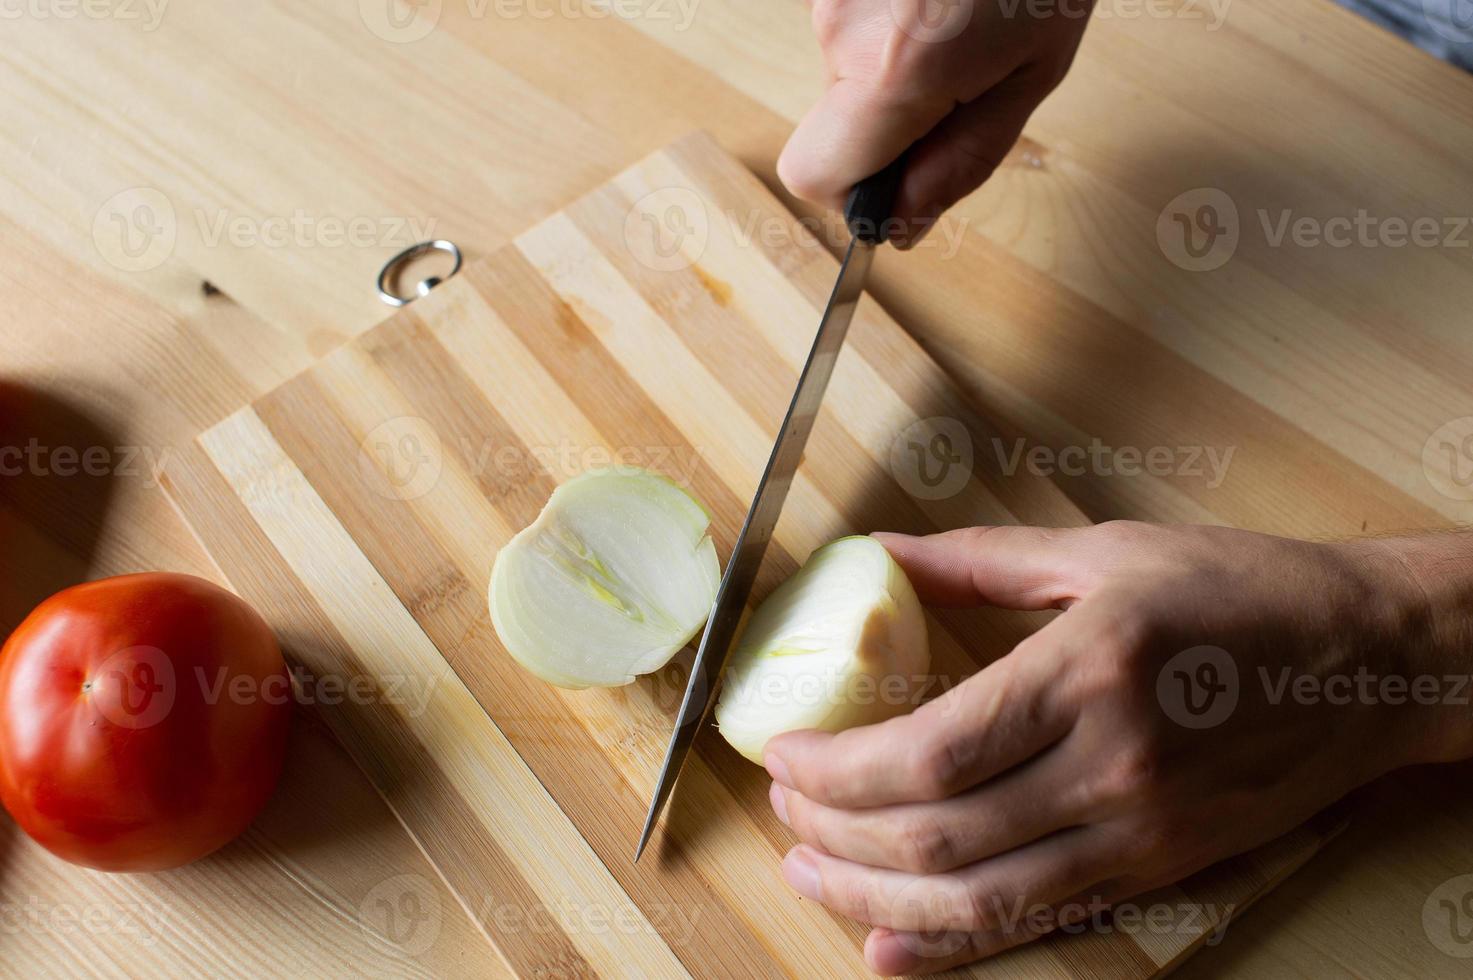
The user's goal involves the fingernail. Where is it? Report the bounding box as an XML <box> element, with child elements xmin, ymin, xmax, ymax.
<box><xmin>782</xmin><ymin>847</ymin><xmax>822</xmax><ymax>902</ymax></box>
<box><xmin>764</xmin><ymin>750</ymin><xmax>793</xmax><ymax>788</ymax></box>
<box><xmin>865</xmin><ymin>928</ymin><xmax>919</xmax><ymax>976</ymax></box>
<box><xmin>768</xmin><ymin>781</ymin><xmax>789</xmax><ymax>826</ymax></box>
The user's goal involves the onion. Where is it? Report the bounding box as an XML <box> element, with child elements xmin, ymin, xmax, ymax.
<box><xmin>715</xmin><ymin>536</ymin><xmax>930</xmax><ymax>764</ymax></box>
<box><xmin>488</xmin><ymin>468</ymin><xmax>720</xmax><ymax>689</ymax></box>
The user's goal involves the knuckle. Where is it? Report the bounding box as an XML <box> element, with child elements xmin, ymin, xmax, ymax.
<box><xmin>963</xmin><ymin>883</ymin><xmax>1003</xmax><ymax>932</ymax></box>
<box><xmin>810</xmin><ymin>0</ymin><xmax>845</xmax><ymax>47</ymax></box>
<box><xmin>1094</xmin><ymin>522</ymin><xmax>1196</xmax><ymax>579</ymax></box>
<box><xmin>874</xmin><ymin>31</ymin><xmax>929</xmax><ymax>90</ymax></box>
<box><xmin>1080</xmin><ymin>653</ymin><xmax>1132</xmax><ymax>705</ymax></box>
<box><xmin>808</xmin><ymin>767</ymin><xmax>847</xmax><ymax>808</ymax></box>
<box><xmin>1091</xmin><ymin>519</ymin><xmax>1151</xmax><ymax>553</ymax></box>
<box><xmin>1102</xmin><ymin>737</ymin><xmax>1169</xmax><ymax>803</ymax></box>
<box><xmin>912</xmin><ymin>733</ymin><xmax>968</xmax><ymax>800</ymax></box>
<box><xmin>895</xmin><ymin>814</ymin><xmax>957</xmax><ymax>874</ymax></box>
<box><xmin>1056</xmin><ymin>847</ymin><xmax>1096</xmax><ymax>889</ymax></box>
<box><xmin>1122</xmin><ymin>815</ymin><xmax>1194</xmax><ymax>868</ymax></box>
<box><xmin>943</xmin><ymin>524</ymin><xmax>1000</xmax><ymax>557</ymax></box>
<box><xmin>840</xmin><ymin>875</ymin><xmax>881</xmax><ymax>924</ymax></box>
<box><xmin>867</xmin><ymin>35</ymin><xmax>957</xmax><ymax>126</ymax></box>
<box><xmin>1065</xmin><ymin>643</ymin><xmax>1128</xmax><ymax>707</ymax></box>
<box><xmin>1134</xmin><ymin>822</ymin><xmax>1180</xmax><ymax>865</ymax></box>
<box><xmin>1094</xmin><ymin>597</ymin><xmax>1152</xmax><ymax>654</ymax></box>
<box><xmin>785</xmin><ymin>795</ymin><xmax>823</xmax><ymax>847</ymax></box>
<box><xmin>1066</xmin><ymin>599</ymin><xmax>1155</xmax><ymax>699</ymax></box>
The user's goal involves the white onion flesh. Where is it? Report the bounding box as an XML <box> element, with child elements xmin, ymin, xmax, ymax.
<box><xmin>715</xmin><ymin>536</ymin><xmax>930</xmax><ymax>764</ymax></box>
<box><xmin>488</xmin><ymin>468</ymin><xmax>720</xmax><ymax>689</ymax></box>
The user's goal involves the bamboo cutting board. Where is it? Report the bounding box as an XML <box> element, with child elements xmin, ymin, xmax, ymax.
<box><xmin>161</xmin><ymin>132</ymin><xmax>1337</xmax><ymax>978</ymax></box>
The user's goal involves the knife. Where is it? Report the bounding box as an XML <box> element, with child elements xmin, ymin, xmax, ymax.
<box><xmin>635</xmin><ymin>154</ymin><xmax>909</xmax><ymax>861</ymax></box>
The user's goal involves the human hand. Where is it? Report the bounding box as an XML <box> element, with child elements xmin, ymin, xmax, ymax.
<box><xmin>764</xmin><ymin>522</ymin><xmax>1473</xmax><ymax>974</ymax></box>
<box><xmin>779</xmin><ymin>0</ymin><xmax>1095</xmax><ymax>246</ymax></box>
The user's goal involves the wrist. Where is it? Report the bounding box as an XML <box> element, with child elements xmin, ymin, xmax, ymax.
<box><xmin>1338</xmin><ymin>532</ymin><xmax>1473</xmax><ymax>766</ymax></box>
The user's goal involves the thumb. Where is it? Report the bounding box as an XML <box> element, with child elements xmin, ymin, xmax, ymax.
<box><xmin>871</xmin><ymin>525</ymin><xmax>1102</xmax><ymax>610</ymax></box>
<box><xmin>778</xmin><ymin>76</ymin><xmax>953</xmax><ymax>217</ymax></box>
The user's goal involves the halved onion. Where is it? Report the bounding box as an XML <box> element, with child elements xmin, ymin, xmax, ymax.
<box><xmin>715</xmin><ymin>536</ymin><xmax>930</xmax><ymax>763</ymax></box>
<box><xmin>488</xmin><ymin>468</ymin><xmax>720</xmax><ymax>689</ymax></box>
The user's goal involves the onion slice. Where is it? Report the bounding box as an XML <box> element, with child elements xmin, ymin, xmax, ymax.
<box><xmin>715</xmin><ymin>536</ymin><xmax>930</xmax><ymax>763</ymax></box>
<box><xmin>488</xmin><ymin>468</ymin><xmax>720</xmax><ymax>689</ymax></box>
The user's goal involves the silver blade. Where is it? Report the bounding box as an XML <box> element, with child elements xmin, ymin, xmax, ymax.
<box><xmin>635</xmin><ymin>238</ymin><xmax>876</xmax><ymax>861</ymax></box>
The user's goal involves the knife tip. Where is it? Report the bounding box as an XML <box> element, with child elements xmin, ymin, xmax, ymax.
<box><xmin>633</xmin><ymin>827</ymin><xmax>653</xmax><ymax>863</ymax></box>
<box><xmin>634</xmin><ymin>804</ymin><xmax>659</xmax><ymax>863</ymax></box>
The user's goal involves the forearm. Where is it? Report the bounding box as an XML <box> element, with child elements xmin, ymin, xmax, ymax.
<box><xmin>1340</xmin><ymin>530</ymin><xmax>1473</xmax><ymax>766</ymax></box>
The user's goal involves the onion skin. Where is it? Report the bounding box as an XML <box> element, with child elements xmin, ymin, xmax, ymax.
<box><xmin>715</xmin><ymin>536</ymin><xmax>930</xmax><ymax>764</ymax></box>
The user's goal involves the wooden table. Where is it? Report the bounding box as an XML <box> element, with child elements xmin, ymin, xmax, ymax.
<box><xmin>2</xmin><ymin>0</ymin><xmax>1471</xmax><ymax>975</ymax></box>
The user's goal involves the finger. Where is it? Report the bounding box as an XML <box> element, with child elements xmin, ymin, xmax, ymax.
<box><xmin>886</xmin><ymin>67</ymin><xmax>1043</xmax><ymax>248</ymax></box>
<box><xmin>870</xmin><ymin>525</ymin><xmax>1103</xmax><ymax>609</ymax></box>
<box><xmin>889</xmin><ymin>59</ymin><xmax>1071</xmax><ymax>247</ymax></box>
<box><xmin>772</xmin><ymin>737</ymin><xmax>1089</xmax><ymax>874</ymax></box>
<box><xmin>766</xmin><ymin>634</ymin><xmax>1076</xmax><ymax>807</ymax></box>
<box><xmin>864</xmin><ymin>880</ymin><xmax>1118</xmax><ymax>975</ymax></box>
<box><xmin>777</xmin><ymin>76</ymin><xmax>952</xmax><ymax>214</ymax></box>
<box><xmin>865</xmin><ymin>921</ymin><xmax>1046</xmax><ymax>976</ymax></box>
<box><xmin>781</xmin><ymin>825</ymin><xmax>1117</xmax><ymax>932</ymax></box>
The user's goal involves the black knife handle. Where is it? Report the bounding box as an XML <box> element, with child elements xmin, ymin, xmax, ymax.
<box><xmin>843</xmin><ymin>150</ymin><xmax>909</xmax><ymax>245</ymax></box>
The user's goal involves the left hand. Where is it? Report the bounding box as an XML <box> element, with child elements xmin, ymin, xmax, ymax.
<box><xmin>763</xmin><ymin>522</ymin><xmax>1473</xmax><ymax>974</ymax></box>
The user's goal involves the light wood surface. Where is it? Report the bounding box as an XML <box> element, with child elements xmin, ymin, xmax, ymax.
<box><xmin>2</xmin><ymin>0</ymin><xmax>1472</xmax><ymax>976</ymax></box>
<box><xmin>160</xmin><ymin>133</ymin><xmax>1340</xmax><ymax>977</ymax></box>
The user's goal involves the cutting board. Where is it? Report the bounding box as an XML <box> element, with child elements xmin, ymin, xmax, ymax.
<box><xmin>162</xmin><ymin>132</ymin><xmax>1339</xmax><ymax>978</ymax></box>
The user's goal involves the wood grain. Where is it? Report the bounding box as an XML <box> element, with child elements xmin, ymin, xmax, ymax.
<box><xmin>162</xmin><ymin>133</ymin><xmax>1342</xmax><ymax>977</ymax></box>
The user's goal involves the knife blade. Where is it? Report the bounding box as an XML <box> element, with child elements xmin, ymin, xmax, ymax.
<box><xmin>635</xmin><ymin>153</ymin><xmax>908</xmax><ymax>861</ymax></box>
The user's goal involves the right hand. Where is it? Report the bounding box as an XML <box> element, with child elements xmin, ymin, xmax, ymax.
<box><xmin>779</xmin><ymin>0</ymin><xmax>1095</xmax><ymax>246</ymax></box>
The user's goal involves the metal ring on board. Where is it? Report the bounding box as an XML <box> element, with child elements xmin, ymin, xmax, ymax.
<box><xmin>376</xmin><ymin>240</ymin><xmax>463</xmax><ymax>307</ymax></box>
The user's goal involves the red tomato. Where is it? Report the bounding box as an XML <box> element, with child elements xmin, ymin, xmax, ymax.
<box><xmin>0</xmin><ymin>573</ymin><xmax>291</xmax><ymax>871</ymax></box>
